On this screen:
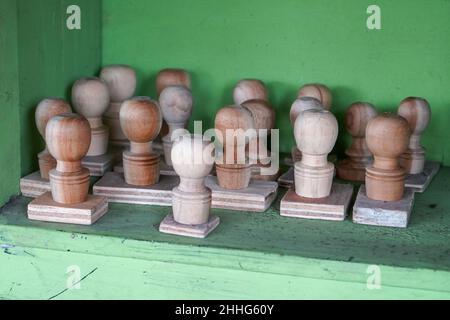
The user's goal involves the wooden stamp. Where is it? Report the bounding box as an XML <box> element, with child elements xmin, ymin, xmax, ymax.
<box><xmin>280</xmin><ymin>109</ymin><xmax>353</xmax><ymax>220</ymax></box>
<box><xmin>297</xmin><ymin>83</ymin><xmax>332</xmax><ymax>110</ymax></box>
<box><xmin>100</xmin><ymin>65</ymin><xmax>137</xmax><ymax>148</ymax></box>
<box><xmin>72</xmin><ymin>77</ymin><xmax>114</xmax><ymax>175</ymax></box>
<box><xmin>242</xmin><ymin>99</ymin><xmax>279</xmax><ymax>181</ymax></box>
<box><xmin>159</xmin><ymin>134</ymin><xmax>220</xmax><ymax>238</ymax></box>
<box><xmin>20</xmin><ymin>98</ymin><xmax>71</xmax><ymax>197</ymax></box>
<box><xmin>160</xmin><ymin>85</ymin><xmax>193</xmax><ymax>167</ymax></box>
<box><xmin>28</xmin><ymin>114</ymin><xmax>108</xmax><ymax>225</ymax></box>
<box><xmin>336</xmin><ymin>102</ymin><xmax>378</xmax><ymax>182</ymax></box>
<box><xmin>353</xmin><ymin>113</ymin><xmax>415</xmax><ymax>228</ymax></box>
<box><xmin>398</xmin><ymin>97</ymin><xmax>439</xmax><ymax>192</ymax></box>
<box><xmin>233</xmin><ymin>79</ymin><xmax>268</xmax><ymax>105</ymax></box>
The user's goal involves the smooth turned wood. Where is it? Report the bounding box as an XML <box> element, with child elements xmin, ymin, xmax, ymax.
<box><xmin>398</xmin><ymin>97</ymin><xmax>431</xmax><ymax>174</ymax></box>
<box><xmin>233</xmin><ymin>79</ymin><xmax>268</xmax><ymax>105</ymax></box>
<box><xmin>120</xmin><ymin>96</ymin><xmax>162</xmax><ymax>186</ymax></box>
<box><xmin>35</xmin><ymin>98</ymin><xmax>71</xmax><ymax>179</ymax></box>
<box><xmin>46</xmin><ymin>113</ymin><xmax>91</xmax><ymax>204</ymax></box>
<box><xmin>289</xmin><ymin>97</ymin><xmax>324</xmax><ymax>162</ymax></box>
<box><xmin>336</xmin><ymin>102</ymin><xmax>378</xmax><ymax>182</ymax></box>
<box><xmin>215</xmin><ymin>105</ymin><xmax>255</xmax><ymax>189</ymax></box>
<box><xmin>100</xmin><ymin>65</ymin><xmax>137</xmax><ymax>145</ymax></box>
<box><xmin>365</xmin><ymin>113</ymin><xmax>411</xmax><ymax>201</ymax></box>
<box><xmin>297</xmin><ymin>83</ymin><xmax>332</xmax><ymax>110</ymax></box>
<box><xmin>171</xmin><ymin>134</ymin><xmax>214</xmax><ymax>225</ymax></box>
<box><xmin>160</xmin><ymin>86</ymin><xmax>193</xmax><ymax>166</ymax></box>
<box><xmin>72</xmin><ymin>77</ymin><xmax>110</xmax><ymax>156</ymax></box>
<box><xmin>294</xmin><ymin>109</ymin><xmax>338</xmax><ymax>198</ymax></box>
<box><xmin>156</xmin><ymin>68</ymin><xmax>191</xmax><ymax>97</ymax></box>
<box><xmin>242</xmin><ymin>99</ymin><xmax>275</xmax><ymax>175</ymax></box>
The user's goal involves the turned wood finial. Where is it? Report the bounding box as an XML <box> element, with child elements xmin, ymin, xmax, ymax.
<box><xmin>336</xmin><ymin>102</ymin><xmax>378</xmax><ymax>181</ymax></box>
<box><xmin>294</xmin><ymin>109</ymin><xmax>338</xmax><ymax>198</ymax></box>
<box><xmin>171</xmin><ymin>134</ymin><xmax>214</xmax><ymax>225</ymax></box>
<box><xmin>156</xmin><ymin>69</ymin><xmax>191</xmax><ymax>97</ymax></box>
<box><xmin>35</xmin><ymin>98</ymin><xmax>72</xmax><ymax>179</ymax></box>
<box><xmin>160</xmin><ymin>86</ymin><xmax>193</xmax><ymax>166</ymax></box>
<box><xmin>214</xmin><ymin>105</ymin><xmax>255</xmax><ymax>189</ymax></box>
<box><xmin>398</xmin><ymin>97</ymin><xmax>431</xmax><ymax>174</ymax></box>
<box><xmin>46</xmin><ymin>113</ymin><xmax>91</xmax><ymax>204</ymax></box>
<box><xmin>120</xmin><ymin>96</ymin><xmax>162</xmax><ymax>186</ymax></box>
<box><xmin>297</xmin><ymin>83</ymin><xmax>332</xmax><ymax>110</ymax></box>
<box><xmin>365</xmin><ymin>113</ymin><xmax>411</xmax><ymax>201</ymax></box>
<box><xmin>289</xmin><ymin>97</ymin><xmax>324</xmax><ymax>162</ymax></box>
<box><xmin>233</xmin><ymin>79</ymin><xmax>268</xmax><ymax>105</ymax></box>
<box><xmin>72</xmin><ymin>77</ymin><xmax>110</xmax><ymax>156</ymax></box>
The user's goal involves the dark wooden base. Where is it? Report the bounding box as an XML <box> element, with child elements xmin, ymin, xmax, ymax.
<box><xmin>27</xmin><ymin>192</ymin><xmax>108</xmax><ymax>225</ymax></box>
<box><xmin>93</xmin><ymin>171</ymin><xmax>179</xmax><ymax>206</ymax></box>
<box><xmin>205</xmin><ymin>176</ymin><xmax>278</xmax><ymax>212</ymax></box>
<box><xmin>405</xmin><ymin>161</ymin><xmax>440</xmax><ymax>193</ymax></box>
<box><xmin>280</xmin><ymin>183</ymin><xmax>354</xmax><ymax>221</ymax></box>
<box><xmin>278</xmin><ymin>167</ymin><xmax>295</xmax><ymax>188</ymax></box>
<box><xmin>352</xmin><ymin>185</ymin><xmax>415</xmax><ymax>228</ymax></box>
<box><xmin>20</xmin><ymin>171</ymin><xmax>51</xmax><ymax>198</ymax></box>
<box><xmin>82</xmin><ymin>153</ymin><xmax>115</xmax><ymax>176</ymax></box>
<box><xmin>159</xmin><ymin>214</ymin><xmax>220</xmax><ymax>238</ymax></box>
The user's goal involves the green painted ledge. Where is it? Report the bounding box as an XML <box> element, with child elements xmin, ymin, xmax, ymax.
<box><xmin>1</xmin><ymin>168</ymin><xmax>450</xmax><ymax>299</ymax></box>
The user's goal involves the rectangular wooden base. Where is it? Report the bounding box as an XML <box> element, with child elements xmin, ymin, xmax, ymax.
<box><xmin>205</xmin><ymin>176</ymin><xmax>278</xmax><ymax>212</ymax></box>
<box><xmin>27</xmin><ymin>192</ymin><xmax>108</xmax><ymax>225</ymax></box>
<box><xmin>278</xmin><ymin>167</ymin><xmax>294</xmax><ymax>188</ymax></box>
<box><xmin>405</xmin><ymin>161</ymin><xmax>440</xmax><ymax>193</ymax></box>
<box><xmin>280</xmin><ymin>183</ymin><xmax>354</xmax><ymax>221</ymax></box>
<box><xmin>82</xmin><ymin>153</ymin><xmax>115</xmax><ymax>176</ymax></box>
<box><xmin>159</xmin><ymin>214</ymin><xmax>220</xmax><ymax>238</ymax></box>
<box><xmin>352</xmin><ymin>185</ymin><xmax>415</xmax><ymax>228</ymax></box>
<box><xmin>20</xmin><ymin>171</ymin><xmax>51</xmax><ymax>198</ymax></box>
<box><xmin>93</xmin><ymin>171</ymin><xmax>179</xmax><ymax>206</ymax></box>
<box><xmin>114</xmin><ymin>157</ymin><xmax>177</xmax><ymax>176</ymax></box>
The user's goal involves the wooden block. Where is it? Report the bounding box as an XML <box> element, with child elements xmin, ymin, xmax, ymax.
<box><xmin>280</xmin><ymin>183</ymin><xmax>353</xmax><ymax>221</ymax></box>
<box><xmin>159</xmin><ymin>214</ymin><xmax>220</xmax><ymax>239</ymax></box>
<box><xmin>82</xmin><ymin>153</ymin><xmax>114</xmax><ymax>176</ymax></box>
<box><xmin>352</xmin><ymin>185</ymin><xmax>415</xmax><ymax>228</ymax></box>
<box><xmin>405</xmin><ymin>160</ymin><xmax>440</xmax><ymax>193</ymax></box>
<box><xmin>93</xmin><ymin>171</ymin><xmax>179</xmax><ymax>206</ymax></box>
<box><xmin>205</xmin><ymin>176</ymin><xmax>278</xmax><ymax>212</ymax></box>
<box><xmin>20</xmin><ymin>171</ymin><xmax>51</xmax><ymax>198</ymax></box>
<box><xmin>27</xmin><ymin>192</ymin><xmax>108</xmax><ymax>225</ymax></box>
<box><xmin>278</xmin><ymin>167</ymin><xmax>294</xmax><ymax>188</ymax></box>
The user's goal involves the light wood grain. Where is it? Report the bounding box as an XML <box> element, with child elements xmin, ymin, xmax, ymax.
<box><xmin>81</xmin><ymin>153</ymin><xmax>115</xmax><ymax>176</ymax></box>
<box><xmin>20</xmin><ymin>171</ymin><xmax>51</xmax><ymax>198</ymax></box>
<box><xmin>405</xmin><ymin>160</ymin><xmax>440</xmax><ymax>193</ymax></box>
<box><xmin>159</xmin><ymin>214</ymin><xmax>220</xmax><ymax>239</ymax></box>
<box><xmin>233</xmin><ymin>79</ymin><xmax>268</xmax><ymax>105</ymax></box>
<box><xmin>297</xmin><ymin>83</ymin><xmax>332</xmax><ymax>110</ymax></box>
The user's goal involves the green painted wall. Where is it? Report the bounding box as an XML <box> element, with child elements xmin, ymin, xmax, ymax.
<box><xmin>103</xmin><ymin>0</ymin><xmax>450</xmax><ymax>164</ymax></box>
<box><xmin>0</xmin><ymin>0</ymin><xmax>21</xmax><ymax>206</ymax></box>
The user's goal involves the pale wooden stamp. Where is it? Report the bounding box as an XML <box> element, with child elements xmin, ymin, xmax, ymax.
<box><xmin>20</xmin><ymin>171</ymin><xmax>51</xmax><ymax>198</ymax></box>
<box><xmin>353</xmin><ymin>185</ymin><xmax>415</xmax><ymax>228</ymax></box>
<box><xmin>28</xmin><ymin>113</ymin><xmax>108</xmax><ymax>225</ymax></box>
<box><xmin>159</xmin><ymin>134</ymin><xmax>219</xmax><ymax>238</ymax></box>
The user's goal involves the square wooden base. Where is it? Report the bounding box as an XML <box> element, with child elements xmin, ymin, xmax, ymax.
<box><xmin>280</xmin><ymin>183</ymin><xmax>354</xmax><ymax>221</ymax></box>
<box><xmin>405</xmin><ymin>161</ymin><xmax>440</xmax><ymax>193</ymax></box>
<box><xmin>20</xmin><ymin>171</ymin><xmax>51</xmax><ymax>198</ymax></box>
<box><xmin>352</xmin><ymin>185</ymin><xmax>415</xmax><ymax>228</ymax></box>
<box><xmin>205</xmin><ymin>176</ymin><xmax>278</xmax><ymax>212</ymax></box>
<box><xmin>159</xmin><ymin>214</ymin><xmax>220</xmax><ymax>238</ymax></box>
<box><xmin>93</xmin><ymin>171</ymin><xmax>179</xmax><ymax>206</ymax></box>
<box><xmin>82</xmin><ymin>153</ymin><xmax>115</xmax><ymax>176</ymax></box>
<box><xmin>27</xmin><ymin>192</ymin><xmax>108</xmax><ymax>225</ymax></box>
<box><xmin>278</xmin><ymin>167</ymin><xmax>294</xmax><ymax>188</ymax></box>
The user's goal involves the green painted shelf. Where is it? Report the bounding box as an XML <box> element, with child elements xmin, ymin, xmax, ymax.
<box><xmin>1</xmin><ymin>167</ymin><xmax>449</xmax><ymax>299</ymax></box>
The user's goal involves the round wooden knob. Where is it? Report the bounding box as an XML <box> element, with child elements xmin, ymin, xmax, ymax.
<box><xmin>160</xmin><ymin>86</ymin><xmax>193</xmax><ymax>129</ymax></box>
<box><xmin>35</xmin><ymin>98</ymin><xmax>72</xmax><ymax>139</ymax></box>
<box><xmin>365</xmin><ymin>113</ymin><xmax>411</xmax><ymax>201</ymax></box>
<box><xmin>156</xmin><ymin>69</ymin><xmax>191</xmax><ymax>96</ymax></box>
<box><xmin>398</xmin><ymin>97</ymin><xmax>431</xmax><ymax>174</ymax></box>
<box><xmin>345</xmin><ymin>102</ymin><xmax>378</xmax><ymax>138</ymax></box>
<box><xmin>72</xmin><ymin>77</ymin><xmax>110</xmax><ymax>119</ymax></box>
<box><xmin>120</xmin><ymin>97</ymin><xmax>162</xmax><ymax>146</ymax></box>
<box><xmin>46</xmin><ymin>114</ymin><xmax>91</xmax><ymax>164</ymax></box>
<box><xmin>297</xmin><ymin>84</ymin><xmax>332</xmax><ymax>110</ymax></box>
<box><xmin>242</xmin><ymin>99</ymin><xmax>275</xmax><ymax>131</ymax></box>
<box><xmin>294</xmin><ymin>109</ymin><xmax>338</xmax><ymax>158</ymax></box>
<box><xmin>233</xmin><ymin>79</ymin><xmax>268</xmax><ymax>105</ymax></box>
<box><xmin>100</xmin><ymin>65</ymin><xmax>136</xmax><ymax>102</ymax></box>
<box><xmin>289</xmin><ymin>97</ymin><xmax>323</xmax><ymax>126</ymax></box>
